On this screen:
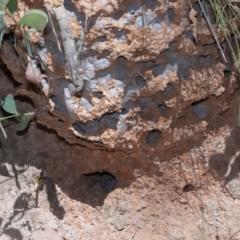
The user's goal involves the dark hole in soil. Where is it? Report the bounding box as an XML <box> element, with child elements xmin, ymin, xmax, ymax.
<box><xmin>97</xmin><ymin>36</ymin><xmax>107</xmax><ymax>42</ymax></box>
<box><xmin>167</xmin><ymin>9</ymin><xmax>175</xmax><ymax>22</ymax></box>
<box><xmin>112</xmin><ymin>11</ymin><xmax>123</xmax><ymax>20</ymax></box>
<box><xmin>158</xmin><ymin>104</ymin><xmax>167</xmax><ymax>112</ymax></box>
<box><xmin>223</xmin><ymin>66</ymin><xmax>231</xmax><ymax>78</ymax></box>
<box><xmin>135</xmin><ymin>75</ymin><xmax>146</xmax><ymax>87</ymax></box>
<box><xmin>80</xmin><ymin>172</ymin><xmax>117</xmax><ymax>194</ymax></box>
<box><xmin>191</xmin><ymin>101</ymin><xmax>208</xmax><ymax>119</ymax></box>
<box><xmin>183</xmin><ymin>184</ymin><xmax>194</xmax><ymax>192</ymax></box>
<box><xmin>121</xmin><ymin>108</ymin><xmax>127</xmax><ymax>114</ymax></box>
<box><xmin>93</xmin><ymin>91</ymin><xmax>104</xmax><ymax>99</ymax></box>
<box><xmin>145</xmin><ymin>130</ymin><xmax>162</xmax><ymax>145</ymax></box>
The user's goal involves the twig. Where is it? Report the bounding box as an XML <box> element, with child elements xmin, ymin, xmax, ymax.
<box><xmin>76</xmin><ymin>17</ymin><xmax>91</xmax><ymax>57</ymax></box>
<box><xmin>53</xmin><ymin>4</ymin><xmax>90</xmax><ymax>96</ymax></box>
<box><xmin>44</xmin><ymin>3</ymin><xmax>62</xmax><ymax>52</ymax></box>
<box><xmin>0</xmin><ymin>121</ymin><xmax>7</xmax><ymax>139</ymax></box>
<box><xmin>52</xmin><ymin>5</ymin><xmax>82</xmax><ymax>95</ymax></box>
<box><xmin>229</xmin><ymin>229</ymin><xmax>240</xmax><ymax>240</ymax></box>
<box><xmin>198</xmin><ymin>0</ymin><xmax>227</xmax><ymax>63</ymax></box>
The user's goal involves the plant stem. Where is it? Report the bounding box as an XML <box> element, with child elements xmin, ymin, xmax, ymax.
<box><xmin>0</xmin><ymin>113</ymin><xmax>21</xmax><ymax>121</ymax></box>
<box><xmin>0</xmin><ymin>121</ymin><xmax>7</xmax><ymax>138</ymax></box>
<box><xmin>0</xmin><ymin>112</ymin><xmax>34</xmax><ymax>121</ymax></box>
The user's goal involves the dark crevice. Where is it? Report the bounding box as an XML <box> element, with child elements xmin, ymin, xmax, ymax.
<box><xmin>145</xmin><ymin>130</ymin><xmax>162</xmax><ymax>145</ymax></box>
<box><xmin>191</xmin><ymin>101</ymin><xmax>208</xmax><ymax>119</ymax></box>
<box><xmin>183</xmin><ymin>184</ymin><xmax>195</xmax><ymax>192</ymax></box>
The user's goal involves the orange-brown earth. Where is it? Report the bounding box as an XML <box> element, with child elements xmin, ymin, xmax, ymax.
<box><xmin>0</xmin><ymin>0</ymin><xmax>240</xmax><ymax>239</ymax></box>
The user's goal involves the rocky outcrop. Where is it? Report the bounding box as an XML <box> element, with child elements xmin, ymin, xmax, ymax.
<box><xmin>1</xmin><ymin>0</ymin><xmax>240</xmax><ymax>239</ymax></box>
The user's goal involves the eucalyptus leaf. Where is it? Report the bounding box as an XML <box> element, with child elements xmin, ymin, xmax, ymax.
<box><xmin>23</xmin><ymin>30</ymin><xmax>31</xmax><ymax>41</ymax></box>
<box><xmin>2</xmin><ymin>94</ymin><xmax>18</xmax><ymax>114</ymax></box>
<box><xmin>22</xmin><ymin>31</ymin><xmax>32</xmax><ymax>56</ymax></box>
<box><xmin>0</xmin><ymin>0</ymin><xmax>9</xmax><ymax>10</ymax></box>
<box><xmin>23</xmin><ymin>38</ymin><xmax>33</xmax><ymax>57</ymax></box>
<box><xmin>18</xmin><ymin>9</ymin><xmax>48</xmax><ymax>31</ymax></box>
<box><xmin>6</xmin><ymin>0</ymin><xmax>17</xmax><ymax>15</ymax></box>
<box><xmin>16</xmin><ymin>114</ymin><xmax>30</xmax><ymax>131</ymax></box>
<box><xmin>0</xmin><ymin>14</ymin><xmax>6</xmax><ymax>48</ymax></box>
<box><xmin>0</xmin><ymin>0</ymin><xmax>9</xmax><ymax>4</ymax></box>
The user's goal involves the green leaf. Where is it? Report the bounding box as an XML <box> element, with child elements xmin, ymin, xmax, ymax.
<box><xmin>2</xmin><ymin>94</ymin><xmax>18</xmax><ymax>114</ymax></box>
<box><xmin>22</xmin><ymin>31</ymin><xmax>33</xmax><ymax>56</ymax></box>
<box><xmin>0</xmin><ymin>0</ymin><xmax>9</xmax><ymax>4</ymax></box>
<box><xmin>18</xmin><ymin>9</ymin><xmax>48</xmax><ymax>31</ymax></box>
<box><xmin>0</xmin><ymin>0</ymin><xmax>9</xmax><ymax>10</ymax></box>
<box><xmin>23</xmin><ymin>30</ymin><xmax>31</xmax><ymax>41</ymax></box>
<box><xmin>16</xmin><ymin>114</ymin><xmax>30</xmax><ymax>131</ymax></box>
<box><xmin>0</xmin><ymin>14</ymin><xmax>6</xmax><ymax>48</ymax></box>
<box><xmin>6</xmin><ymin>0</ymin><xmax>17</xmax><ymax>15</ymax></box>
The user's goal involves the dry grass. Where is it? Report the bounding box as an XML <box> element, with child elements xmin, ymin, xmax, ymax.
<box><xmin>207</xmin><ymin>0</ymin><xmax>240</xmax><ymax>69</ymax></box>
<box><xmin>201</xmin><ymin>0</ymin><xmax>240</xmax><ymax>125</ymax></box>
